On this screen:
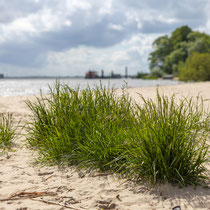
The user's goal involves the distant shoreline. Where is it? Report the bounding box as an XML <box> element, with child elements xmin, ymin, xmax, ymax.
<box><xmin>1</xmin><ymin>76</ymin><xmax>84</xmax><ymax>79</ymax></box>
<box><xmin>2</xmin><ymin>76</ymin><xmax>137</xmax><ymax>79</ymax></box>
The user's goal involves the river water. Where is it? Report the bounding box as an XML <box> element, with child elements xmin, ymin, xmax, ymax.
<box><xmin>0</xmin><ymin>78</ymin><xmax>182</xmax><ymax>96</ymax></box>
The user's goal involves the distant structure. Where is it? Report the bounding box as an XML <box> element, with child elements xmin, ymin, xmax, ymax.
<box><xmin>85</xmin><ymin>70</ymin><xmax>99</xmax><ymax>79</ymax></box>
<box><xmin>125</xmin><ymin>66</ymin><xmax>128</xmax><ymax>78</ymax></box>
<box><xmin>0</xmin><ymin>74</ymin><xmax>4</xmax><ymax>78</ymax></box>
<box><xmin>85</xmin><ymin>70</ymin><xmax>122</xmax><ymax>79</ymax></box>
<box><xmin>101</xmin><ymin>69</ymin><xmax>104</xmax><ymax>78</ymax></box>
<box><xmin>110</xmin><ymin>71</ymin><xmax>121</xmax><ymax>78</ymax></box>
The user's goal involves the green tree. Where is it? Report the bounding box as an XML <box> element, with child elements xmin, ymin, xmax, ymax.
<box><xmin>148</xmin><ymin>25</ymin><xmax>210</xmax><ymax>81</ymax></box>
<box><xmin>170</xmin><ymin>25</ymin><xmax>192</xmax><ymax>48</ymax></box>
<box><xmin>149</xmin><ymin>26</ymin><xmax>192</xmax><ymax>75</ymax></box>
<box><xmin>164</xmin><ymin>48</ymin><xmax>186</xmax><ymax>74</ymax></box>
<box><xmin>187</xmin><ymin>31</ymin><xmax>210</xmax><ymax>42</ymax></box>
<box><xmin>179</xmin><ymin>52</ymin><xmax>210</xmax><ymax>81</ymax></box>
<box><xmin>187</xmin><ymin>34</ymin><xmax>210</xmax><ymax>55</ymax></box>
<box><xmin>148</xmin><ymin>35</ymin><xmax>172</xmax><ymax>73</ymax></box>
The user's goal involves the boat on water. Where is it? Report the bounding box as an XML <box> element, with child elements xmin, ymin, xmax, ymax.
<box><xmin>85</xmin><ymin>71</ymin><xmax>99</xmax><ymax>79</ymax></box>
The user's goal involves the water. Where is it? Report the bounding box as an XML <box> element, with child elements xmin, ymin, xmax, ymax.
<box><xmin>0</xmin><ymin>78</ymin><xmax>182</xmax><ymax>96</ymax></box>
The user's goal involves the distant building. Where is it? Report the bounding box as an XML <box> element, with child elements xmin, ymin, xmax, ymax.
<box><xmin>85</xmin><ymin>70</ymin><xmax>122</xmax><ymax>79</ymax></box>
<box><xmin>0</xmin><ymin>74</ymin><xmax>4</xmax><ymax>78</ymax></box>
<box><xmin>85</xmin><ymin>70</ymin><xmax>99</xmax><ymax>79</ymax></box>
<box><xmin>125</xmin><ymin>66</ymin><xmax>128</xmax><ymax>78</ymax></box>
<box><xmin>101</xmin><ymin>69</ymin><xmax>104</xmax><ymax>78</ymax></box>
<box><xmin>110</xmin><ymin>71</ymin><xmax>121</xmax><ymax>78</ymax></box>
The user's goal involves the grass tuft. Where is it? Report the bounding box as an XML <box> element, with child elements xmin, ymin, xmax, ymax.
<box><xmin>26</xmin><ymin>82</ymin><xmax>135</xmax><ymax>171</ymax></box>
<box><xmin>26</xmin><ymin>82</ymin><xmax>209</xmax><ymax>186</ymax></box>
<box><xmin>122</xmin><ymin>91</ymin><xmax>209</xmax><ymax>186</ymax></box>
<box><xmin>0</xmin><ymin>113</ymin><xmax>16</xmax><ymax>150</ymax></box>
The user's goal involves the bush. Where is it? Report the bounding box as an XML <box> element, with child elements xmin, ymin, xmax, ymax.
<box><xmin>26</xmin><ymin>82</ymin><xmax>209</xmax><ymax>186</ymax></box>
<box><xmin>136</xmin><ymin>70</ymin><xmax>162</xmax><ymax>80</ymax></box>
<box><xmin>142</xmin><ymin>74</ymin><xmax>158</xmax><ymax>80</ymax></box>
<box><xmin>136</xmin><ymin>72</ymin><xmax>149</xmax><ymax>79</ymax></box>
<box><xmin>0</xmin><ymin>113</ymin><xmax>16</xmax><ymax>150</ymax></box>
<box><xmin>179</xmin><ymin>52</ymin><xmax>210</xmax><ymax>81</ymax></box>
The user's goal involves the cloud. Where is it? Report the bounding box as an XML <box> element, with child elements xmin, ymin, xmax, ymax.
<box><xmin>45</xmin><ymin>33</ymin><xmax>155</xmax><ymax>76</ymax></box>
<box><xmin>0</xmin><ymin>0</ymin><xmax>209</xmax><ymax>76</ymax></box>
<box><xmin>36</xmin><ymin>16</ymin><xmax>137</xmax><ymax>50</ymax></box>
<box><xmin>0</xmin><ymin>0</ymin><xmax>41</xmax><ymax>23</ymax></box>
<box><xmin>0</xmin><ymin>41</ymin><xmax>46</xmax><ymax>67</ymax></box>
<box><xmin>122</xmin><ymin>0</ymin><xmax>208</xmax><ymax>33</ymax></box>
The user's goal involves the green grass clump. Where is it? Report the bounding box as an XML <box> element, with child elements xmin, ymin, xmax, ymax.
<box><xmin>123</xmin><ymin>92</ymin><xmax>209</xmax><ymax>186</ymax></box>
<box><xmin>0</xmin><ymin>113</ymin><xmax>16</xmax><ymax>150</ymax></box>
<box><xmin>26</xmin><ymin>82</ymin><xmax>135</xmax><ymax>171</ymax></box>
<box><xmin>26</xmin><ymin>82</ymin><xmax>209</xmax><ymax>186</ymax></box>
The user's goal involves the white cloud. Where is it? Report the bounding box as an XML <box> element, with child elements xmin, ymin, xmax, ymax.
<box><xmin>46</xmin><ymin>33</ymin><xmax>156</xmax><ymax>76</ymax></box>
<box><xmin>0</xmin><ymin>0</ymin><xmax>209</xmax><ymax>76</ymax></box>
<box><xmin>108</xmin><ymin>23</ymin><xmax>124</xmax><ymax>31</ymax></box>
<box><xmin>99</xmin><ymin>0</ymin><xmax>113</xmax><ymax>15</ymax></box>
<box><xmin>65</xmin><ymin>0</ymin><xmax>92</xmax><ymax>11</ymax></box>
<box><xmin>0</xmin><ymin>6</ymin><xmax>74</xmax><ymax>43</ymax></box>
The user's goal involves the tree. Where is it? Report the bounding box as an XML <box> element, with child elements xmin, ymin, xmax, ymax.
<box><xmin>149</xmin><ymin>26</ymin><xmax>192</xmax><ymax>75</ymax></box>
<box><xmin>163</xmin><ymin>48</ymin><xmax>186</xmax><ymax>75</ymax></box>
<box><xmin>187</xmin><ymin>38</ymin><xmax>210</xmax><ymax>56</ymax></box>
<box><xmin>170</xmin><ymin>25</ymin><xmax>192</xmax><ymax>48</ymax></box>
<box><xmin>148</xmin><ymin>35</ymin><xmax>172</xmax><ymax>73</ymax></box>
<box><xmin>148</xmin><ymin>25</ymin><xmax>210</xmax><ymax>80</ymax></box>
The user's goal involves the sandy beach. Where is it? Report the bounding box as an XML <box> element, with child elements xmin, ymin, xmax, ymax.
<box><xmin>0</xmin><ymin>82</ymin><xmax>210</xmax><ymax>210</ymax></box>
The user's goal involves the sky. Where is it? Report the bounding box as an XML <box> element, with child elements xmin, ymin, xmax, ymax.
<box><xmin>0</xmin><ymin>0</ymin><xmax>209</xmax><ymax>77</ymax></box>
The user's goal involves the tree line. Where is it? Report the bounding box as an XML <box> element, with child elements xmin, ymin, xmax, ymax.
<box><xmin>147</xmin><ymin>25</ymin><xmax>210</xmax><ymax>81</ymax></box>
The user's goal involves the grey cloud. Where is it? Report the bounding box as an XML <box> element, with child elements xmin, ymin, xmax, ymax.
<box><xmin>139</xmin><ymin>20</ymin><xmax>204</xmax><ymax>34</ymax></box>
<box><xmin>170</xmin><ymin>0</ymin><xmax>207</xmax><ymax>27</ymax></box>
<box><xmin>122</xmin><ymin>0</ymin><xmax>207</xmax><ymax>13</ymax></box>
<box><xmin>36</xmin><ymin>15</ymin><xmax>138</xmax><ymax>51</ymax></box>
<box><xmin>122</xmin><ymin>0</ymin><xmax>208</xmax><ymax>33</ymax></box>
<box><xmin>0</xmin><ymin>0</ymin><xmax>209</xmax><ymax>71</ymax></box>
<box><xmin>0</xmin><ymin>10</ymin><xmax>138</xmax><ymax>67</ymax></box>
<box><xmin>0</xmin><ymin>0</ymin><xmax>41</xmax><ymax>23</ymax></box>
<box><xmin>0</xmin><ymin>41</ymin><xmax>46</xmax><ymax>67</ymax></box>
<box><xmin>140</xmin><ymin>20</ymin><xmax>179</xmax><ymax>34</ymax></box>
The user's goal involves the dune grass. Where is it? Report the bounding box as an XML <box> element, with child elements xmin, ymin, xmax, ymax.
<box><xmin>0</xmin><ymin>113</ymin><xmax>16</xmax><ymax>150</ymax></box>
<box><xmin>122</xmin><ymin>93</ymin><xmax>209</xmax><ymax>186</ymax></box>
<box><xmin>26</xmin><ymin>82</ymin><xmax>209</xmax><ymax>186</ymax></box>
<box><xmin>26</xmin><ymin>82</ymin><xmax>135</xmax><ymax>171</ymax></box>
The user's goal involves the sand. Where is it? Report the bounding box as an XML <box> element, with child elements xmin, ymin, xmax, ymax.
<box><xmin>0</xmin><ymin>81</ymin><xmax>209</xmax><ymax>210</ymax></box>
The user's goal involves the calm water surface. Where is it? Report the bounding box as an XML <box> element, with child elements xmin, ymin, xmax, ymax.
<box><xmin>0</xmin><ymin>78</ymin><xmax>182</xmax><ymax>96</ymax></box>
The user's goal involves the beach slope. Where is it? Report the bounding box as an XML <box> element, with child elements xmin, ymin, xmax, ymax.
<box><xmin>0</xmin><ymin>82</ymin><xmax>209</xmax><ymax>210</ymax></box>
